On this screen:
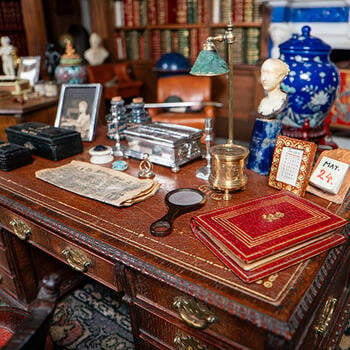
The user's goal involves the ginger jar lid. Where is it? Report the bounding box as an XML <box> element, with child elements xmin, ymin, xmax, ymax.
<box><xmin>279</xmin><ymin>25</ymin><xmax>331</xmax><ymax>55</ymax></box>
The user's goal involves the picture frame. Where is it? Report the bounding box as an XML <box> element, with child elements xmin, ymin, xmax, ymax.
<box><xmin>55</xmin><ymin>84</ymin><xmax>102</xmax><ymax>142</ymax></box>
<box><xmin>268</xmin><ymin>135</ymin><xmax>317</xmax><ymax>196</ymax></box>
<box><xmin>17</xmin><ymin>56</ymin><xmax>41</xmax><ymax>86</ymax></box>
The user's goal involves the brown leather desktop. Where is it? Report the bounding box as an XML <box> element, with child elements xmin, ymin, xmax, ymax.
<box><xmin>0</xmin><ymin>127</ymin><xmax>349</xmax><ymax>349</ymax></box>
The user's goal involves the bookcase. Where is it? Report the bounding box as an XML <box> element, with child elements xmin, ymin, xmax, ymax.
<box><xmin>113</xmin><ymin>0</ymin><xmax>268</xmax><ymax>65</ymax></box>
<box><xmin>109</xmin><ymin>0</ymin><xmax>270</xmax><ymax>141</ymax></box>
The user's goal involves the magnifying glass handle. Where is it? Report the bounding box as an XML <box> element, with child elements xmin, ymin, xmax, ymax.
<box><xmin>150</xmin><ymin>209</ymin><xmax>179</xmax><ymax>237</ymax></box>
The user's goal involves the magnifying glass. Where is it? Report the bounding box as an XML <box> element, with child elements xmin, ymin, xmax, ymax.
<box><xmin>150</xmin><ymin>188</ymin><xmax>206</xmax><ymax>237</ymax></box>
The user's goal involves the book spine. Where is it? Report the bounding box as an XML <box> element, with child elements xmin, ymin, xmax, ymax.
<box><xmin>160</xmin><ymin>29</ymin><xmax>172</xmax><ymax>54</ymax></box>
<box><xmin>130</xmin><ymin>30</ymin><xmax>140</xmax><ymax>59</ymax></box>
<box><xmin>232</xmin><ymin>27</ymin><xmax>245</xmax><ymax>64</ymax></box>
<box><xmin>202</xmin><ymin>0</ymin><xmax>209</xmax><ymax>24</ymax></box>
<box><xmin>167</xmin><ymin>1</ymin><xmax>177</xmax><ymax>23</ymax></box>
<box><xmin>253</xmin><ymin>0</ymin><xmax>262</xmax><ymax>22</ymax></box>
<box><xmin>221</xmin><ymin>0</ymin><xmax>232</xmax><ymax>24</ymax></box>
<box><xmin>132</xmin><ymin>0</ymin><xmax>140</xmax><ymax>26</ymax></box>
<box><xmin>233</xmin><ymin>0</ymin><xmax>244</xmax><ymax>22</ymax></box>
<box><xmin>157</xmin><ymin>0</ymin><xmax>167</xmax><ymax>25</ymax></box>
<box><xmin>212</xmin><ymin>0</ymin><xmax>221</xmax><ymax>24</ymax></box>
<box><xmin>190</xmin><ymin>28</ymin><xmax>198</xmax><ymax>64</ymax></box>
<box><xmin>114</xmin><ymin>31</ymin><xmax>126</xmax><ymax>60</ymax></box>
<box><xmin>196</xmin><ymin>0</ymin><xmax>203</xmax><ymax>24</ymax></box>
<box><xmin>139</xmin><ymin>31</ymin><xmax>145</xmax><ymax>60</ymax></box>
<box><xmin>147</xmin><ymin>0</ymin><xmax>157</xmax><ymax>25</ymax></box>
<box><xmin>123</xmin><ymin>0</ymin><xmax>133</xmax><ymax>27</ymax></box>
<box><xmin>176</xmin><ymin>0</ymin><xmax>187</xmax><ymax>24</ymax></box>
<box><xmin>115</xmin><ymin>1</ymin><xmax>125</xmax><ymax>27</ymax></box>
<box><xmin>245</xmin><ymin>28</ymin><xmax>260</xmax><ymax>64</ymax></box>
<box><xmin>187</xmin><ymin>0</ymin><xmax>193</xmax><ymax>24</ymax></box>
<box><xmin>151</xmin><ymin>30</ymin><xmax>161</xmax><ymax>61</ymax></box>
<box><xmin>172</xmin><ymin>30</ymin><xmax>179</xmax><ymax>52</ymax></box>
<box><xmin>178</xmin><ymin>29</ymin><xmax>190</xmax><ymax>59</ymax></box>
<box><xmin>243</xmin><ymin>0</ymin><xmax>254</xmax><ymax>22</ymax></box>
<box><xmin>139</xmin><ymin>0</ymin><xmax>148</xmax><ymax>26</ymax></box>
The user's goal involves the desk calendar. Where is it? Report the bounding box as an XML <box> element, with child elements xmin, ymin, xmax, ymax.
<box><xmin>309</xmin><ymin>156</ymin><xmax>349</xmax><ymax>194</ymax></box>
<box><xmin>268</xmin><ymin>136</ymin><xmax>317</xmax><ymax>196</ymax></box>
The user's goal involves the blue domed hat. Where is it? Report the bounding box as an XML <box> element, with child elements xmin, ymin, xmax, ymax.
<box><xmin>155</xmin><ymin>52</ymin><xmax>191</xmax><ymax>77</ymax></box>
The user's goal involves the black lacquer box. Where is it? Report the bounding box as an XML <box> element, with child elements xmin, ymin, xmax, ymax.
<box><xmin>0</xmin><ymin>142</ymin><xmax>33</xmax><ymax>171</ymax></box>
<box><xmin>6</xmin><ymin>122</ymin><xmax>83</xmax><ymax>161</ymax></box>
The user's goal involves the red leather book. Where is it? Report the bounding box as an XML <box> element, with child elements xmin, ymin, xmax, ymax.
<box><xmin>191</xmin><ymin>192</ymin><xmax>347</xmax><ymax>282</ymax></box>
<box><xmin>192</xmin><ymin>223</ymin><xmax>345</xmax><ymax>283</ymax></box>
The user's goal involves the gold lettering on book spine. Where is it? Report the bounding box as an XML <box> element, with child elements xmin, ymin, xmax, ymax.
<box><xmin>262</xmin><ymin>211</ymin><xmax>284</xmax><ymax>222</ymax></box>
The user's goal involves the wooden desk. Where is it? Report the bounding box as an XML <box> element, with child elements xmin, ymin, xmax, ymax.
<box><xmin>0</xmin><ymin>96</ymin><xmax>58</xmax><ymax>140</ymax></box>
<box><xmin>0</xmin><ymin>128</ymin><xmax>349</xmax><ymax>349</ymax></box>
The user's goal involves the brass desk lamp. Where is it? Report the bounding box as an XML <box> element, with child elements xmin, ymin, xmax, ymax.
<box><xmin>190</xmin><ymin>21</ymin><xmax>249</xmax><ymax>200</ymax></box>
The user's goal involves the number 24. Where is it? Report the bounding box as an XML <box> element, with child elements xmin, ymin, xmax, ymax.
<box><xmin>316</xmin><ymin>169</ymin><xmax>333</xmax><ymax>184</ymax></box>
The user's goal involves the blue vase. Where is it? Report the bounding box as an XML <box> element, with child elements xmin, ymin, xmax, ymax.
<box><xmin>247</xmin><ymin>118</ymin><xmax>282</xmax><ymax>176</ymax></box>
<box><xmin>278</xmin><ymin>26</ymin><xmax>339</xmax><ymax>130</ymax></box>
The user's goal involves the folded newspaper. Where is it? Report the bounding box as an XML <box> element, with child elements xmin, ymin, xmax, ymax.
<box><xmin>35</xmin><ymin>160</ymin><xmax>160</xmax><ymax>207</ymax></box>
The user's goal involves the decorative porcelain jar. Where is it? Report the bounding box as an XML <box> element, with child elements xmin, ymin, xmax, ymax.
<box><xmin>55</xmin><ymin>64</ymin><xmax>88</xmax><ymax>85</ymax></box>
<box><xmin>278</xmin><ymin>26</ymin><xmax>339</xmax><ymax>138</ymax></box>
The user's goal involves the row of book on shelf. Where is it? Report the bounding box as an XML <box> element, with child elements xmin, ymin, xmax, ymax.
<box><xmin>0</xmin><ymin>0</ymin><xmax>24</xmax><ymax>31</ymax></box>
<box><xmin>114</xmin><ymin>0</ymin><xmax>261</xmax><ymax>27</ymax></box>
<box><xmin>114</xmin><ymin>27</ymin><xmax>260</xmax><ymax>64</ymax></box>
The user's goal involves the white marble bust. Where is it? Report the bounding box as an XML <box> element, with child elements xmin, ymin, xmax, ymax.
<box><xmin>258</xmin><ymin>58</ymin><xmax>290</xmax><ymax>118</ymax></box>
<box><xmin>84</xmin><ymin>32</ymin><xmax>109</xmax><ymax>66</ymax></box>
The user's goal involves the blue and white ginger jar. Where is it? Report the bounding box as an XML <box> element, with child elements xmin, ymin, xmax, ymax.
<box><xmin>278</xmin><ymin>26</ymin><xmax>339</xmax><ymax>129</ymax></box>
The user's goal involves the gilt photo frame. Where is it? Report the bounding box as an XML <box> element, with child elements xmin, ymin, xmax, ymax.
<box><xmin>55</xmin><ymin>84</ymin><xmax>102</xmax><ymax>141</ymax></box>
<box><xmin>268</xmin><ymin>135</ymin><xmax>317</xmax><ymax>196</ymax></box>
<box><xmin>17</xmin><ymin>56</ymin><xmax>41</xmax><ymax>86</ymax></box>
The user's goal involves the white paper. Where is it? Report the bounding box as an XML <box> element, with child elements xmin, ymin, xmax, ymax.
<box><xmin>276</xmin><ymin>147</ymin><xmax>304</xmax><ymax>187</ymax></box>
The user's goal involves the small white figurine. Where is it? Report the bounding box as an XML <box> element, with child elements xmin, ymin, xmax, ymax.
<box><xmin>258</xmin><ymin>58</ymin><xmax>290</xmax><ymax>118</ymax></box>
<box><xmin>0</xmin><ymin>36</ymin><xmax>15</xmax><ymax>77</ymax></box>
<box><xmin>84</xmin><ymin>33</ymin><xmax>109</xmax><ymax>66</ymax></box>
<box><xmin>269</xmin><ymin>24</ymin><xmax>290</xmax><ymax>59</ymax></box>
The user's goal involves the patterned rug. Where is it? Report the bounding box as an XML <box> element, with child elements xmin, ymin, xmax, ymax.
<box><xmin>49</xmin><ymin>282</ymin><xmax>134</xmax><ymax>350</ymax></box>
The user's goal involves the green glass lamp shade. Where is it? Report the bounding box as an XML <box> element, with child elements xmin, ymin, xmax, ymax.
<box><xmin>190</xmin><ymin>49</ymin><xmax>229</xmax><ymax>76</ymax></box>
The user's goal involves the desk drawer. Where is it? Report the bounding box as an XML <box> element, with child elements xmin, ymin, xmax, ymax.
<box><xmin>133</xmin><ymin>272</ymin><xmax>265</xmax><ymax>349</ymax></box>
<box><xmin>137</xmin><ymin>306</ymin><xmax>220</xmax><ymax>350</ymax></box>
<box><xmin>0</xmin><ymin>207</ymin><xmax>121</xmax><ymax>292</ymax></box>
<box><xmin>0</xmin><ymin>267</ymin><xmax>17</xmax><ymax>297</ymax></box>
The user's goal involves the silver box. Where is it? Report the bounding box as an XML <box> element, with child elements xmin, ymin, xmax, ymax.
<box><xmin>123</xmin><ymin>122</ymin><xmax>203</xmax><ymax>171</ymax></box>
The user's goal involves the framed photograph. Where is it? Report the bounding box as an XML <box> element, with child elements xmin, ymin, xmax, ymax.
<box><xmin>55</xmin><ymin>84</ymin><xmax>102</xmax><ymax>141</ymax></box>
<box><xmin>268</xmin><ymin>135</ymin><xmax>317</xmax><ymax>196</ymax></box>
<box><xmin>17</xmin><ymin>56</ymin><xmax>41</xmax><ymax>86</ymax></box>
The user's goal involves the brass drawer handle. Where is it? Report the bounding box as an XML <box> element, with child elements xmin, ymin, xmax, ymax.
<box><xmin>315</xmin><ymin>297</ymin><xmax>337</xmax><ymax>334</ymax></box>
<box><xmin>62</xmin><ymin>247</ymin><xmax>91</xmax><ymax>273</ymax></box>
<box><xmin>173</xmin><ymin>296</ymin><xmax>217</xmax><ymax>330</ymax></box>
<box><xmin>174</xmin><ymin>333</ymin><xmax>208</xmax><ymax>350</ymax></box>
<box><xmin>9</xmin><ymin>218</ymin><xmax>31</xmax><ymax>240</ymax></box>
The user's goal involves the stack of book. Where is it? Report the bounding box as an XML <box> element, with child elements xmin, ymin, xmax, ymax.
<box><xmin>191</xmin><ymin>192</ymin><xmax>347</xmax><ymax>283</ymax></box>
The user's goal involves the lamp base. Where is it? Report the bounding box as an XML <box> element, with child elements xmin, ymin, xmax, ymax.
<box><xmin>209</xmin><ymin>143</ymin><xmax>249</xmax><ymax>199</ymax></box>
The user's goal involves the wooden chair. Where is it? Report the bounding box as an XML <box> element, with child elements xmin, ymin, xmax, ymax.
<box><xmin>86</xmin><ymin>62</ymin><xmax>143</xmax><ymax>100</ymax></box>
<box><xmin>1</xmin><ymin>274</ymin><xmax>61</xmax><ymax>350</ymax></box>
<box><xmin>147</xmin><ymin>75</ymin><xmax>215</xmax><ymax>132</ymax></box>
